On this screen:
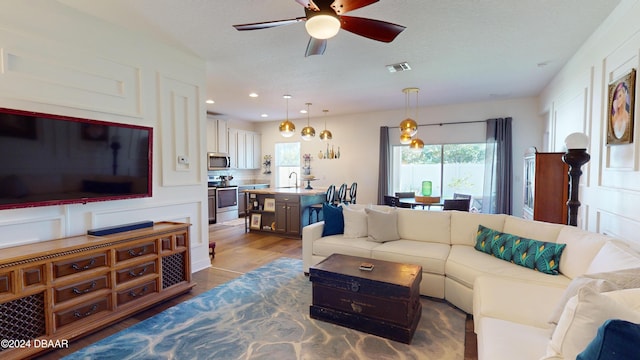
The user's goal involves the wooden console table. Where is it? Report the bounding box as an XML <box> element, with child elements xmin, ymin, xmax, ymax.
<box><xmin>0</xmin><ymin>221</ymin><xmax>194</xmax><ymax>359</ymax></box>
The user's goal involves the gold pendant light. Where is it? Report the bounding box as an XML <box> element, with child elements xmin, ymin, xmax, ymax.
<box><xmin>279</xmin><ymin>94</ymin><xmax>295</xmax><ymax>137</ymax></box>
<box><xmin>400</xmin><ymin>87</ymin><xmax>423</xmax><ymax>151</ymax></box>
<box><xmin>319</xmin><ymin>109</ymin><xmax>332</xmax><ymax>141</ymax></box>
<box><xmin>301</xmin><ymin>102</ymin><xmax>316</xmax><ymax>141</ymax></box>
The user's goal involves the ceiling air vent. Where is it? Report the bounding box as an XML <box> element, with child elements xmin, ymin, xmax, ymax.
<box><xmin>386</xmin><ymin>62</ymin><xmax>411</xmax><ymax>73</ymax></box>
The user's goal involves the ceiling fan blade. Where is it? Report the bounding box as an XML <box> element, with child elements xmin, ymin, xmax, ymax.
<box><xmin>305</xmin><ymin>37</ymin><xmax>327</xmax><ymax>57</ymax></box>
<box><xmin>339</xmin><ymin>16</ymin><xmax>406</xmax><ymax>43</ymax></box>
<box><xmin>295</xmin><ymin>0</ymin><xmax>320</xmax><ymax>11</ymax></box>
<box><xmin>330</xmin><ymin>0</ymin><xmax>379</xmax><ymax>14</ymax></box>
<box><xmin>233</xmin><ymin>17</ymin><xmax>306</xmax><ymax>31</ymax></box>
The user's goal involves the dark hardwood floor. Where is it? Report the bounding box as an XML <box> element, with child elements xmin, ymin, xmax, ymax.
<box><xmin>35</xmin><ymin>222</ymin><xmax>477</xmax><ymax>359</ymax></box>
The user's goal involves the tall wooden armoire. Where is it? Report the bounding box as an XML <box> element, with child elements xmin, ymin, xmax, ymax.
<box><xmin>523</xmin><ymin>148</ymin><xmax>569</xmax><ymax>224</ymax></box>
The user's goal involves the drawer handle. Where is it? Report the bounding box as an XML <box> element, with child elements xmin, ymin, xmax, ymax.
<box><xmin>71</xmin><ymin>258</ymin><xmax>96</xmax><ymax>271</ymax></box>
<box><xmin>128</xmin><ymin>285</ymin><xmax>149</xmax><ymax>298</ymax></box>
<box><xmin>128</xmin><ymin>246</ymin><xmax>148</xmax><ymax>257</ymax></box>
<box><xmin>72</xmin><ymin>281</ymin><xmax>97</xmax><ymax>295</ymax></box>
<box><xmin>128</xmin><ymin>265</ymin><xmax>149</xmax><ymax>277</ymax></box>
<box><xmin>73</xmin><ymin>304</ymin><xmax>98</xmax><ymax>318</ymax></box>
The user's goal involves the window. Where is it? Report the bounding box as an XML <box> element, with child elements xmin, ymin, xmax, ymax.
<box><xmin>275</xmin><ymin>142</ymin><xmax>301</xmax><ymax>188</ymax></box>
<box><xmin>392</xmin><ymin>143</ymin><xmax>486</xmax><ymax>211</ymax></box>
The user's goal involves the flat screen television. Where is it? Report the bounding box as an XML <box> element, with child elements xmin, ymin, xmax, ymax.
<box><xmin>0</xmin><ymin>107</ymin><xmax>152</xmax><ymax>210</ymax></box>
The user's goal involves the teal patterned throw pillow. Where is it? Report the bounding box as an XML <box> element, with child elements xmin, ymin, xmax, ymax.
<box><xmin>474</xmin><ymin>225</ymin><xmax>495</xmax><ymax>254</ymax></box>
<box><xmin>511</xmin><ymin>238</ymin><xmax>566</xmax><ymax>275</ymax></box>
<box><xmin>474</xmin><ymin>225</ymin><xmax>566</xmax><ymax>275</ymax></box>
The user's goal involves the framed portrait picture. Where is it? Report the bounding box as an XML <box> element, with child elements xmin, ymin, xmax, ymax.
<box><xmin>263</xmin><ymin>198</ymin><xmax>276</xmax><ymax>212</ymax></box>
<box><xmin>250</xmin><ymin>213</ymin><xmax>261</xmax><ymax>230</ymax></box>
<box><xmin>607</xmin><ymin>68</ymin><xmax>636</xmax><ymax>145</ymax></box>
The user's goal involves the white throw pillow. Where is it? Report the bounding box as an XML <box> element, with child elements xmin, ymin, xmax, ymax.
<box><xmin>342</xmin><ymin>206</ymin><xmax>368</xmax><ymax>238</ymax></box>
<box><xmin>546</xmin><ymin>287</ymin><xmax>640</xmax><ymax>359</ymax></box>
<box><xmin>365</xmin><ymin>208</ymin><xmax>399</xmax><ymax>243</ymax></box>
<box><xmin>586</xmin><ymin>241</ymin><xmax>640</xmax><ymax>274</ymax></box>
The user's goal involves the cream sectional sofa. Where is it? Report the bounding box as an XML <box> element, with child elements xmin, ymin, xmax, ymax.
<box><xmin>302</xmin><ymin>205</ymin><xmax>640</xmax><ymax>359</ymax></box>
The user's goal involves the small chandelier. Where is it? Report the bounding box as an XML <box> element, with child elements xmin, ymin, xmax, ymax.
<box><xmin>301</xmin><ymin>102</ymin><xmax>316</xmax><ymax>141</ymax></box>
<box><xmin>279</xmin><ymin>94</ymin><xmax>295</xmax><ymax>137</ymax></box>
<box><xmin>319</xmin><ymin>109</ymin><xmax>332</xmax><ymax>141</ymax></box>
<box><xmin>400</xmin><ymin>87</ymin><xmax>423</xmax><ymax>150</ymax></box>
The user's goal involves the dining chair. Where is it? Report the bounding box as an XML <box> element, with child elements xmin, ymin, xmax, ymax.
<box><xmin>443</xmin><ymin>199</ymin><xmax>471</xmax><ymax>211</ymax></box>
<box><xmin>309</xmin><ymin>184</ymin><xmax>335</xmax><ymax>223</ymax></box>
<box><xmin>383</xmin><ymin>195</ymin><xmax>399</xmax><ymax>207</ymax></box>
<box><xmin>346</xmin><ymin>182</ymin><xmax>357</xmax><ymax>204</ymax></box>
<box><xmin>335</xmin><ymin>183</ymin><xmax>348</xmax><ymax>205</ymax></box>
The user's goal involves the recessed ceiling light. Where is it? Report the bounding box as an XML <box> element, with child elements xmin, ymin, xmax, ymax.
<box><xmin>261</xmin><ymin>114</ymin><xmax>269</xmax><ymax>118</ymax></box>
<box><xmin>300</xmin><ymin>109</ymin><xmax>307</xmax><ymax>114</ymax></box>
<box><xmin>206</xmin><ymin>99</ymin><xmax>215</xmax><ymax>104</ymax></box>
<box><xmin>249</xmin><ymin>93</ymin><xmax>259</xmax><ymax>98</ymax></box>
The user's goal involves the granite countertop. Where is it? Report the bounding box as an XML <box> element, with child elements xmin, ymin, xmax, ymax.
<box><xmin>243</xmin><ymin>187</ymin><xmax>326</xmax><ymax>195</ymax></box>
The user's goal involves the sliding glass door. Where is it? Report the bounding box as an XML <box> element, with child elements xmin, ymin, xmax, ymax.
<box><xmin>392</xmin><ymin>143</ymin><xmax>486</xmax><ymax>211</ymax></box>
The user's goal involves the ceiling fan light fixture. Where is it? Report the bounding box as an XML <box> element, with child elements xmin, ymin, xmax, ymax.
<box><xmin>305</xmin><ymin>14</ymin><xmax>340</xmax><ymax>39</ymax></box>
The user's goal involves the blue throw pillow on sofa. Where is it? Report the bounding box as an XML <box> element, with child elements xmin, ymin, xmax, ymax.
<box><xmin>577</xmin><ymin>319</ymin><xmax>640</xmax><ymax>360</ymax></box>
<box><xmin>322</xmin><ymin>203</ymin><xmax>344</xmax><ymax>237</ymax></box>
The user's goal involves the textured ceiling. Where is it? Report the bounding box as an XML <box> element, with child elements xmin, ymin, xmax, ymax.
<box><xmin>59</xmin><ymin>0</ymin><xmax>620</xmax><ymax>122</ymax></box>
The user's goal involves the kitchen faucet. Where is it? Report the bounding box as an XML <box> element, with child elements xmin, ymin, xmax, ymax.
<box><xmin>289</xmin><ymin>171</ymin><xmax>298</xmax><ymax>188</ymax></box>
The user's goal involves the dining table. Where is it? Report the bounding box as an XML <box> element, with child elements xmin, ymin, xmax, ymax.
<box><xmin>398</xmin><ymin>197</ymin><xmax>444</xmax><ymax>210</ymax></box>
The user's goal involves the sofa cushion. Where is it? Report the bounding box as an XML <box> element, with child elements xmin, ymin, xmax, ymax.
<box><xmin>548</xmin><ymin>267</ymin><xmax>640</xmax><ymax>325</ymax></box>
<box><xmin>477</xmin><ymin>317</ymin><xmax>551</xmax><ymax>360</ymax></box>
<box><xmin>450</xmin><ymin>212</ymin><xmax>506</xmax><ymax>246</ymax></box>
<box><xmin>313</xmin><ymin>234</ymin><xmax>378</xmax><ymax>259</ymax></box>
<box><xmin>365</xmin><ymin>208</ymin><xmax>399</xmax><ymax>242</ymax></box>
<box><xmin>555</xmin><ymin>226</ymin><xmax>609</xmax><ymax>279</ymax></box>
<box><xmin>446</xmin><ymin>245</ymin><xmax>571</xmax><ymax>290</ymax></box>
<box><xmin>397</xmin><ymin>208</ymin><xmax>451</xmax><ymax>244</ymax></box>
<box><xmin>321</xmin><ymin>203</ymin><xmax>344</xmax><ymax>237</ymax></box>
<box><xmin>342</xmin><ymin>206</ymin><xmax>367</xmax><ymax>238</ymax></box>
<box><xmin>586</xmin><ymin>241</ymin><xmax>640</xmax><ymax>274</ymax></box>
<box><xmin>503</xmin><ymin>216</ymin><xmax>563</xmax><ymax>243</ymax></box>
<box><xmin>371</xmin><ymin>240</ymin><xmax>450</xmax><ymax>275</ymax></box>
<box><xmin>547</xmin><ymin>287</ymin><xmax>640</xmax><ymax>360</ymax></box>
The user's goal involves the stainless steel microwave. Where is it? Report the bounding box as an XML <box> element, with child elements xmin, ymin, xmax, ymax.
<box><xmin>207</xmin><ymin>152</ymin><xmax>231</xmax><ymax>170</ymax></box>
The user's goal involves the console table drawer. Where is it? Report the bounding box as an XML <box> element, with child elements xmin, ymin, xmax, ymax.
<box><xmin>116</xmin><ymin>261</ymin><xmax>157</xmax><ymax>284</ymax></box>
<box><xmin>54</xmin><ymin>253</ymin><xmax>108</xmax><ymax>278</ymax></box>
<box><xmin>22</xmin><ymin>265</ymin><xmax>45</xmax><ymax>288</ymax></box>
<box><xmin>0</xmin><ymin>272</ymin><xmax>13</xmax><ymax>295</ymax></box>
<box><xmin>55</xmin><ymin>297</ymin><xmax>111</xmax><ymax>328</ymax></box>
<box><xmin>54</xmin><ymin>275</ymin><xmax>109</xmax><ymax>304</ymax></box>
<box><xmin>116</xmin><ymin>242</ymin><xmax>157</xmax><ymax>262</ymax></box>
<box><xmin>117</xmin><ymin>280</ymin><xmax>157</xmax><ymax>306</ymax></box>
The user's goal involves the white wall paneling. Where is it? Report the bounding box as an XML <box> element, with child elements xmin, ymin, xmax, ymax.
<box><xmin>0</xmin><ymin>215</ymin><xmax>65</xmax><ymax>249</ymax></box>
<box><xmin>159</xmin><ymin>74</ymin><xmax>203</xmax><ymax>186</ymax></box>
<box><xmin>0</xmin><ymin>31</ymin><xmax>142</xmax><ymax>118</ymax></box>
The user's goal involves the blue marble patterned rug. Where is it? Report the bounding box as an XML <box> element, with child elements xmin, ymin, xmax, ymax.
<box><xmin>63</xmin><ymin>257</ymin><xmax>465</xmax><ymax>360</ymax></box>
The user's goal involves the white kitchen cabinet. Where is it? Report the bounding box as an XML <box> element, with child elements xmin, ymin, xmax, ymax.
<box><xmin>228</xmin><ymin>128</ymin><xmax>261</xmax><ymax>169</ymax></box>
<box><xmin>206</xmin><ymin>115</ymin><xmax>228</xmax><ymax>154</ymax></box>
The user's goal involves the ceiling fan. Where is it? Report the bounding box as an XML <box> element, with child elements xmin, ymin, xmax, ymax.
<box><xmin>232</xmin><ymin>0</ymin><xmax>406</xmax><ymax>57</ymax></box>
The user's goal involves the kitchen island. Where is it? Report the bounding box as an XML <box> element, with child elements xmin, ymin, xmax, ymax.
<box><xmin>243</xmin><ymin>187</ymin><xmax>325</xmax><ymax>238</ymax></box>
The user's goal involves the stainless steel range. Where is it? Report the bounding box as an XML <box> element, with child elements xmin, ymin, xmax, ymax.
<box><xmin>208</xmin><ymin>175</ymin><xmax>239</xmax><ymax>223</ymax></box>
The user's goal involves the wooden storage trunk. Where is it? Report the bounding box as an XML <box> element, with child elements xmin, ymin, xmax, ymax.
<box><xmin>309</xmin><ymin>254</ymin><xmax>422</xmax><ymax>344</ymax></box>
